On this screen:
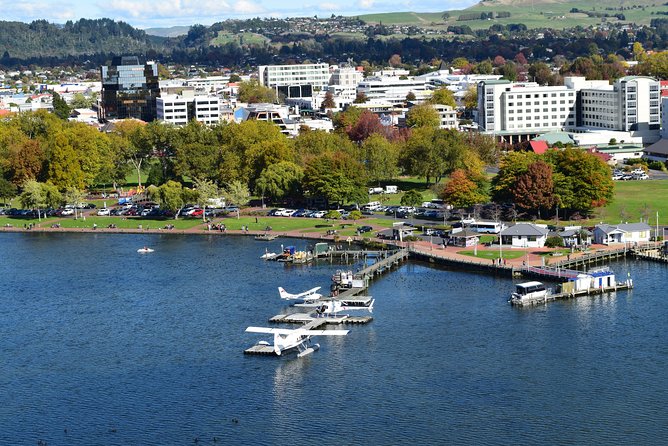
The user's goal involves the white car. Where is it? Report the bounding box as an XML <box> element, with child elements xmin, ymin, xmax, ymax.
<box><xmin>60</xmin><ymin>208</ymin><xmax>74</xmax><ymax>216</ymax></box>
<box><xmin>97</xmin><ymin>208</ymin><xmax>110</xmax><ymax>216</ymax></box>
<box><xmin>311</xmin><ymin>210</ymin><xmax>327</xmax><ymax>218</ymax></box>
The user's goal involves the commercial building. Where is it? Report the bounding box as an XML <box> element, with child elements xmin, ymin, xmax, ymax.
<box><xmin>357</xmin><ymin>76</ymin><xmax>430</xmax><ymax>106</ymax></box>
<box><xmin>156</xmin><ymin>92</ymin><xmax>221</xmax><ymax>126</ymax></box>
<box><xmin>258</xmin><ymin>63</ymin><xmax>330</xmax><ymax>98</ymax></box>
<box><xmin>99</xmin><ymin>56</ymin><xmax>160</xmax><ymax>122</ymax></box>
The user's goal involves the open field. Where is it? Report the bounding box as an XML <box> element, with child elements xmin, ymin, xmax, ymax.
<box><xmin>594</xmin><ymin>179</ymin><xmax>668</xmax><ymax>225</ymax></box>
<box><xmin>210</xmin><ymin>32</ymin><xmax>269</xmax><ymax>46</ymax></box>
<box><xmin>358</xmin><ymin>0</ymin><xmax>666</xmax><ymax>29</ymax></box>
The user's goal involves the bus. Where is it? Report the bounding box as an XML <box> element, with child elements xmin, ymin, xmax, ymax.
<box><xmin>469</xmin><ymin>221</ymin><xmax>507</xmax><ymax>234</ymax></box>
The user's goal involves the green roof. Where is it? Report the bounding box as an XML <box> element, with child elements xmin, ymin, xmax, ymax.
<box><xmin>533</xmin><ymin>131</ymin><xmax>574</xmax><ymax>145</ymax></box>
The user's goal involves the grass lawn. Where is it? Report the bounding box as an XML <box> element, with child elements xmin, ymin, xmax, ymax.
<box><xmin>55</xmin><ymin>216</ymin><xmax>204</xmax><ymax>230</ymax></box>
<box><xmin>0</xmin><ymin>216</ymin><xmax>56</xmax><ymax>227</ymax></box>
<box><xmin>595</xmin><ymin>180</ymin><xmax>668</xmax><ymax>225</ymax></box>
<box><xmin>458</xmin><ymin>249</ymin><xmax>525</xmax><ymax>260</ymax></box>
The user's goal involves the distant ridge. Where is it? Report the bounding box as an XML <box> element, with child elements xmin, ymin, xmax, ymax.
<box><xmin>144</xmin><ymin>26</ymin><xmax>191</xmax><ymax>38</ymax></box>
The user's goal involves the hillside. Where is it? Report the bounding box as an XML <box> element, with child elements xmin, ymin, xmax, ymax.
<box><xmin>359</xmin><ymin>0</ymin><xmax>668</xmax><ymax>29</ymax></box>
<box><xmin>0</xmin><ymin>19</ymin><xmax>170</xmax><ymax>61</ymax></box>
<box><xmin>144</xmin><ymin>26</ymin><xmax>191</xmax><ymax>38</ymax></box>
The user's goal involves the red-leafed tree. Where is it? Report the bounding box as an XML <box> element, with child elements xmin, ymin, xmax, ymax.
<box><xmin>346</xmin><ymin>109</ymin><xmax>383</xmax><ymax>143</ymax></box>
<box><xmin>510</xmin><ymin>160</ymin><xmax>556</xmax><ymax>218</ymax></box>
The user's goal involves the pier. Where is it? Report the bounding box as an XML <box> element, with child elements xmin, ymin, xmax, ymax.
<box><xmin>509</xmin><ymin>281</ymin><xmax>634</xmax><ymax>307</ymax></box>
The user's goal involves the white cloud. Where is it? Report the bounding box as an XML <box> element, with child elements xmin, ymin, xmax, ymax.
<box><xmin>232</xmin><ymin>0</ymin><xmax>265</xmax><ymax>14</ymax></box>
<box><xmin>359</xmin><ymin>0</ymin><xmax>374</xmax><ymax>9</ymax></box>
<box><xmin>318</xmin><ymin>2</ymin><xmax>340</xmax><ymax>11</ymax></box>
<box><xmin>99</xmin><ymin>0</ymin><xmax>232</xmax><ymax>20</ymax></box>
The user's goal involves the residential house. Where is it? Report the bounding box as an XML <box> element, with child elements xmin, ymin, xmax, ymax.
<box><xmin>500</xmin><ymin>223</ymin><xmax>550</xmax><ymax>248</ymax></box>
<box><xmin>592</xmin><ymin>222</ymin><xmax>652</xmax><ymax>245</ymax></box>
<box><xmin>557</xmin><ymin>226</ymin><xmax>592</xmax><ymax>248</ymax></box>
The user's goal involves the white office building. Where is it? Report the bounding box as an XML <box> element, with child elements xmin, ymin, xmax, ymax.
<box><xmin>157</xmin><ymin>93</ymin><xmax>221</xmax><ymax>126</ymax></box>
<box><xmin>357</xmin><ymin>76</ymin><xmax>431</xmax><ymax>107</ymax></box>
<box><xmin>258</xmin><ymin>63</ymin><xmax>330</xmax><ymax>98</ymax></box>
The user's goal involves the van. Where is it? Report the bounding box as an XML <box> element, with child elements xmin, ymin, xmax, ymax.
<box><xmin>363</xmin><ymin>201</ymin><xmax>381</xmax><ymax>211</ymax></box>
<box><xmin>368</xmin><ymin>187</ymin><xmax>384</xmax><ymax>194</ymax></box>
<box><xmin>385</xmin><ymin>185</ymin><xmax>398</xmax><ymax>194</ymax></box>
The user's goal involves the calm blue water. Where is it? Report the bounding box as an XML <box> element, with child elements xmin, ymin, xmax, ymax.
<box><xmin>1</xmin><ymin>233</ymin><xmax>667</xmax><ymax>445</ymax></box>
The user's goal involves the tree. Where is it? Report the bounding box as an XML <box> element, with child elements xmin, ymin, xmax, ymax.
<box><xmin>401</xmin><ymin>189</ymin><xmax>423</xmax><ymax>207</ymax></box>
<box><xmin>255</xmin><ymin>161</ymin><xmax>304</xmax><ymax>204</ymax></box>
<box><xmin>428</xmin><ymin>88</ymin><xmax>456</xmax><ymax>108</ymax></box>
<box><xmin>388</xmin><ymin>54</ymin><xmax>402</xmax><ymax>67</ymax></box>
<box><xmin>193</xmin><ymin>178</ymin><xmax>219</xmax><ymax>222</ymax></box>
<box><xmin>346</xmin><ymin>109</ymin><xmax>383</xmax><ymax>142</ymax></box>
<box><xmin>510</xmin><ymin>160</ymin><xmax>556</xmax><ymax>218</ymax></box>
<box><xmin>440</xmin><ymin>169</ymin><xmax>487</xmax><ymax>208</ymax></box>
<box><xmin>353</xmin><ymin>92</ymin><xmax>368</xmax><ymax>104</ymax></box>
<box><xmin>51</xmin><ymin>91</ymin><xmax>70</xmax><ymax>120</ymax></box>
<box><xmin>6</xmin><ymin>138</ymin><xmax>44</xmax><ymax>185</ymax></box>
<box><xmin>405</xmin><ymin>91</ymin><xmax>416</xmax><ymax>102</ymax></box>
<box><xmin>405</xmin><ymin>104</ymin><xmax>440</xmax><ymax>128</ymax></box>
<box><xmin>529</xmin><ymin>62</ymin><xmax>553</xmax><ymax>85</ymax></box>
<box><xmin>47</xmin><ymin>131</ymin><xmax>86</xmax><ymax>189</ymax></box>
<box><xmin>362</xmin><ymin>134</ymin><xmax>399</xmax><ymax>184</ymax></box>
<box><xmin>474</xmin><ymin>60</ymin><xmax>493</xmax><ymax>74</ymax></box>
<box><xmin>237</xmin><ymin>79</ymin><xmax>277</xmax><ymax>104</ymax></box>
<box><xmin>303</xmin><ymin>151</ymin><xmax>367</xmax><ymax>205</ymax></box>
<box><xmin>321</xmin><ymin>90</ymin><xmax>336</xmax><ymax>110</ymax></box>
<box><xmin>224</xmin><ymin>180</ymin><xmax>250</xmax><ymax>210</ymax></box>
<box><xmin>111</xmin><ymin>119</ymin><xmax>152</xmax><ymax>189</ymax></box>
<box><xmin>463</xmin><ymin>86</ymin><xmax>477</xmax><ymax>110</ymax></box>
<box><xmin>63</xmin><ymin>187</ymin><xmax>86</xmax><ymax>219</ymax></box>
<box><xmin>499</xmin><ymin>61</ymin><xmax>518</xmax><ymax>82</ymax></box>
<box><xmin>19</xmin><ymin>179</ymin><xmax>48</xmax><ymax>220</ymax></box>
<box><xmin>493</xmin><ymin>55</ymin><xmax>506</xmax><ymax>67</ymax></box>
<box><xmin>0</xmin><ymin>178</ymin><xmax>17</xmax><ymax>205</ymax></box>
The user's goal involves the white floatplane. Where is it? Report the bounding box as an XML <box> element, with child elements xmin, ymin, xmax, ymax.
<box><xmin>313</xmin><ymin>299</ymin><xmax>374</xmax><ymax>316</ymax></box>
<box><xmin>137</xmin><ymin>247</ymin><xmax>154</xmax><ymax>254</ymax></box>
<box><xmin>245</xmin><ymin>326</ymin><xmax>349</xmax><ymax>357</ymax></box>
<box><xmin>278</xmin><ymin>286</ymin><xmax>323</xmax><ymax>302</ymax></box>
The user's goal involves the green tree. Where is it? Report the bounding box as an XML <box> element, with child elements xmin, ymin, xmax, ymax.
<box><xmin>428</xmin><ymin>88</ymin><xmax>456</xmax><ymax>108</ymax></box>
<box><xmin>405</xmin><ymin>91</ymin><xmax>417</xmax><ymax>102</ymax></box>
<box><xmin>237</xmin><ymin>79</ymin><xmax>277</xmax><ymax>104</ymax></box>
<box><xmin>362</xmin><ymin>134</ymin><xmax>399</xmax><ymax>184</ymax></box>
<box><xmin>405</xmin><ymin>104</ymin><xmax>440</xmax><ymax>128</ymax></box>
<box><xmin>255</xmin><ymin>161</ymin><xmax>304</xmax><ymax>204</ymax></box>
<box><xmin>112</xmin><ymin>120</ymin><xmax>152</xmax><ymax>189</ymax></box>
<box><xmin>47</xmin><ymin>131</ymin><xmax>86</xmax><ymax>189</ymax></box>
<box><xmin>51</xmin><ymin>91</ymin><xmax>70</xmax><ymax>120</ymax></box>
<box><xmin>193</xmin><ymin>178</ymin><xmax>219</xmax><ymax>221</ymax></box>
<box><xmin>463</xmin><ymin>86</ymin><xmax>477</xmax><ymax>110</ymax></box>
<box><xmin>400</xmin><ymin>189</ymin><xmax>423</xmax><ymax>207</ymax></box>
<box><xmin>154</xmin><ymin>180</ymin><xmax>185</xmax><ymax>217</ymax></box>
<box><xmin>303</xmin><ymin>151</ymin><xmax>367</xmax><ymax>205</ymax></box>
<box><xmin>63</xmin><ymin>187</ymin><xmax>86</xmax><ymax>219</ymax></box>
<box><xmin>0</xmin><ymin>178</ymin><xmax>17</xmax><ymax>205</ymax></box>
<box><xmin>19</xmin><ymin>179</ymin><xmax>46</xmax><ymax>219</ymax></box>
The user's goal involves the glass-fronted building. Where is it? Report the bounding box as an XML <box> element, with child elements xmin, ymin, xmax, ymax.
<box><xmin>99</xmin><ymin>56</ymin><xmax>160</xmax><ymax>122</ymax></box>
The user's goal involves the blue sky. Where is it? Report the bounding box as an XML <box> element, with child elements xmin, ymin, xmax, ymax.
<box><xmin>3</xmin><ymin>0</ymin><xmax>478</xmax><ymax>28</ymax></box>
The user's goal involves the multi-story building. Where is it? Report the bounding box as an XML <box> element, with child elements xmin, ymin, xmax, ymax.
<box><xmin>477</xmin><ymin>76</ymin><xmax>660</xmax><ymax>144</ymax></box>
<box><xmin>157</xmin><ymin>92</ymin><xmax>221</xmax><ymax>126</ymax></box>
<box><xmin>477</xmin><ymin>79</ymin><xmax>577</xmax><ymax>143</ymax></box>
<box><xmin>258</xmin><ymin>63</ymin><xmax>330</xmax><ymax>99</ymax></box>
<box><xmin>577</xmin><ymin>76</ymin><xmax>660</xmax><ymax>132</ymax></box>
<box><xmin>357</xmin><ymin>76</ymin><xmax>430</xmax><ymax>107</ymax></box>
<box><xmin>99</xmin><ymin>56</ymin><xmax>160</xmax><ymax>122</ymax></box>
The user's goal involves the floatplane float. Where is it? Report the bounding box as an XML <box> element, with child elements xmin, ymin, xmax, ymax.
<box><xmin>245</xmin><ymin>325</ymin><xmax>349</xmax><ymax>357</ymax></box>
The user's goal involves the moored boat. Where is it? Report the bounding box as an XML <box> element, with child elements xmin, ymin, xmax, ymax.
<box><xmin>509</xmin><ymin>281</ymin><xmax>549</xmax><ymax>305</ymax></box>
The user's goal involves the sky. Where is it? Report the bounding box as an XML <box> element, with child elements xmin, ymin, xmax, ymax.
<box><xmin>2</xmin><ymin>0</ymin><xmax>478</xmax><ymax>29</ymax></box>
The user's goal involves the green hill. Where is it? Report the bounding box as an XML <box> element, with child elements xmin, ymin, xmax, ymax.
<box><xmin>144</xmin><ymin>26</ymin><xmax>191</xmax><ymax>38</ymax></box>
<box><xmin>358</xmin><ymin>0</ymin><xmax>668</xmax><ymax>29</ymax></box>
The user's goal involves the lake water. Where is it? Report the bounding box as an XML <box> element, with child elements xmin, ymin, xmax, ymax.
<box><xmin>1</xmin><ymin>233</ymin><xmax>667</xmax><ymax>445</ymax></box>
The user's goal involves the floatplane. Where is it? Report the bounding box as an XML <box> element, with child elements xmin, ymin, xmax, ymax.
<box><xmin>245</xmin><ymin>325</ymin><xmax>349</xmax><ymax>357</ymax></box>
<box><xmin>278</xmin><ymin>286</ymin><xmax>323</xmax><ymax>302</ymax></box>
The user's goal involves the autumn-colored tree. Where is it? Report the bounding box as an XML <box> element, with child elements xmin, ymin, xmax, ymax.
<box><xmin>510</xmin><ymin>160</ymin><xmax>556</xmax><ymax>218</ymax></box>
<box><xmin>515</xmin><ymin>52</ymin><xmax>528</xmax><ymax>65</ymax></box>
<box><xmin>321</xmin><ymin>90</ymin><xmax>336</xmax><ymax>110</ymax></box>
<box><xmin>353</xmin><ymin>92</ymin><xmax>368</xmax><ymax>104</ymax></box>
<box><xmin>237</xmin><ymin>79</ymin><xmax>277</xmax><ymax>104</ymax></box>
<box><xmin>346</xmin><ymin>109</ymin><xmax>383</xmax><ymax>142</ymax></box>
<box><xmin>388</xmin><ymin>54</ymin><xmax>402</xmax><ymax>67</ymax></box>
<box><xmin>405</xmin><ymin>104</ymin><xmax>440</xmax><ymax>128</ymax></box>
<box><xmin>7</xmin><ymin>139</ymin><xmax>44</xmax><ymax>185</ymax></box>
<box><xmin>493</xmin><ymin>55</ymin><xmax>506</xmax><ymax>67</ymax></box>
<box><xmin>440</xmin><ymin>169</ymin><xmax>487</xmax><ymax>208</ymax></box>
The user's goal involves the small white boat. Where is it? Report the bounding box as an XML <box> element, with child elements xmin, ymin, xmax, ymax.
<box><xmin>260</xmin><ymin>252</ymin><xmax>278</xmax><ymax>260</ymax></box>
<box><xmin>509</xmin><ymin>281</ymin><xmax>549</xmax><ymax>305</ymax></box>
<box><xmin>137</xmin><ymin>247</ymin><xmax>155</xmax><ymax>254</ymax></box>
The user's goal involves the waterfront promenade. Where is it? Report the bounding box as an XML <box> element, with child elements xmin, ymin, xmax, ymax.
<box><xmin>2</xmin><ymin>213</ymin><xmax>651</xmax><ymax>278</ymax></box>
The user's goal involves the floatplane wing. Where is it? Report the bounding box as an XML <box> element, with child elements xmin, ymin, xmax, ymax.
<box><xmin>245</xmin><ymin>327</ymin><xmax>349</xmax><ymax>336</ymax></box>
<box><xmin>246</xmin><ymin>326</ymin><xmax>349</xmax><ymax>357</ymax></box>
<box><xmin>278</xmin><ymin>286</ymin><xmax>323</xmax><ymax>302</ymax></box>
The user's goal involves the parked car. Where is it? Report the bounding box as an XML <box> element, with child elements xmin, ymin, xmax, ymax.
<box><xmin>97</xmin><ymin>208</ymin><xmax>110</xmax><ymax>216</ymax></box>
<box><xmin>358</xmin><ymin>225</ymin><xmax>373</xmax><ymax>233</ymax></box>
<box><xmin>60</xmin><ymin>208</ymin><xmax>74</xmax><ymax>216</ymax></box>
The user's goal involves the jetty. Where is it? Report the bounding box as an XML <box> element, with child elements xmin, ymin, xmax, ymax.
<box><xmin>509</xmin><ymin>279</ymin><xmax>634</xmax><ymax>307</ymax></box>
